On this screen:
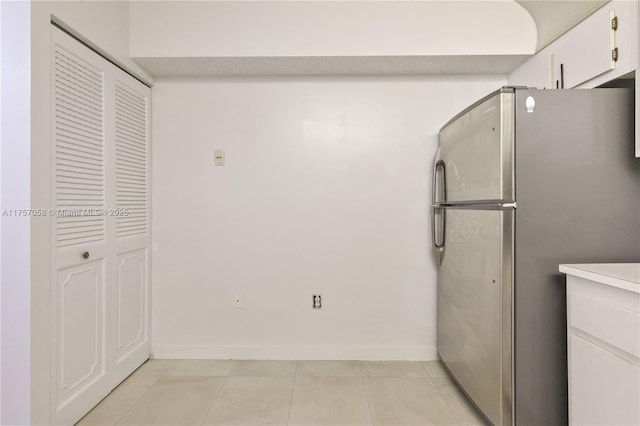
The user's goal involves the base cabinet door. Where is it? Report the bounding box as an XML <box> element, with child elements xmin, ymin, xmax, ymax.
<box><xmin>569</xmin><ymin>335</ymin><xmax>640</xmax><ymax>425</ymax></box>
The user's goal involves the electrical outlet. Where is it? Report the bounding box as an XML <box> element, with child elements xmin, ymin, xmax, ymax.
<box><xmin>233</xmin><ymin>292</ymin><xmax>243</xmax><ymax>309</ymax></box>
<box><xmin>215</xmin><ymin>149</ymin><xmax>225</xmax><ymax>166</ymax></box>
<box><xmin>312</xmin><ymin>294</ymin><xmax>322</xmax><ymax>309</ymax></box>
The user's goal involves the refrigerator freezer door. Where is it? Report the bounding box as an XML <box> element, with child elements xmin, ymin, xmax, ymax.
<box><xmin>438</xmin><ymin>91</ymin><xmax>514</xmax><ymax>204</ymax></box>
<box><xmin>438</xmin><ymin>207</ymin><xmax>513</xmax><ymax>426</ymax></box>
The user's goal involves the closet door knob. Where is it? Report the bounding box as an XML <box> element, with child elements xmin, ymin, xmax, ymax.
<box><xmin>82</xmin><ymin>251</ymin><xmax>90</xmax><ymax>259</ymax></box>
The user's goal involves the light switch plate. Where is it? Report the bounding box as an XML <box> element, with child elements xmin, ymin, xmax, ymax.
<box><xmin>215</xmin><ymin>150</ymin><xmax>225</xmax><ymax>166</ymax></box>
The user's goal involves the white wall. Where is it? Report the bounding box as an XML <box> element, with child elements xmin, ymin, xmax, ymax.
<box><xmin>1</xmin><ymin>1</ymin><xmax>31</xmax><ymax>424</ymax></box>
<box><xmin>28</xmin><ymin>1</ymin><xmax>151</xmax><ymax>423</ymax></box>
<box><xmin>152</xmin><ymin>75</ymin><xmax>506</xmax><ymax>360</ymax></box>
<box><xmin>130</xmin><ymin>1</ymin><xmax>536</xmax><ymax>58</ymax></box>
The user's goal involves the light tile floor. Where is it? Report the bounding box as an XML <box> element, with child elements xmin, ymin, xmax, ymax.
<box><xmin>77</xmin><ymin>360</ymin><xmax>488</xmax><ymax>426</ymax></box>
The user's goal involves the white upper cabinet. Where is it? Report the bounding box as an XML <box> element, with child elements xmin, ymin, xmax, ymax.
<box><xmin>510</xmin><ymin>0</ymin><xmax>638</xmax><ymax>89</ymax></box>
<box><xmin>570</xmin><ymin>1</ymin><xmax>637</xmax><ymax>89</ymax></box>
<box><xmin>552</xmin><ymin>8</ymin><xmax>618</xmax><ymax>89</ymax></box>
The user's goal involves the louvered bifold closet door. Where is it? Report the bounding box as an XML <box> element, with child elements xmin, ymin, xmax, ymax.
<box><xmin>51</xmin><ymin>27</ymin><xmax>111</xmax><ymax>426</ymax></box>
<box><xmin>50</xmin><ymin>26</ymin><xmax>151</xmax><ymax>426</ymax></box>
<box><xmin>111</xmin><ymin>69</ymin><xmax>151</xmax><ymax>381</ymax></box>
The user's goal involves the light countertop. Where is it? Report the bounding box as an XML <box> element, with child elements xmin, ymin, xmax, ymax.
<box><xmin>559</xmin><ymin>263</ymin><xmax>640</xmax><ymax>294</ymax></box>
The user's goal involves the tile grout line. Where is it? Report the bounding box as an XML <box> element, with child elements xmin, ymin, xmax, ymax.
<box><xmin>359</xmin><ymin>363</ymin><xmax>376</xmax><ymax>426</ymax></box>
<box><xmin>285</xmin><ymin>361</ymin><xmax>298</xmax><ymax>426</ymax></box>
<box><xmin>198</xmin><ymin>374</ymin><xmax>228</xmax><ymax>426</ymax></box>
<box><xmin>113</xmin><ymin>374</ymin><xmax>161</xmax><ymax>426</ymax></box>
<box><xmin>431</xmin><ymin>377</ymin><xmax>464</xmax><ymax>426</ymax></box>
<box><xmin>427</xmin><ymin>362</ymin><xmax>487</xmax><ymax>426</ymax></box>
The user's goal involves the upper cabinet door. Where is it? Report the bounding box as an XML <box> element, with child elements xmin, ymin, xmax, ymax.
<box><xmin>552</xmin><ymin>6</ymin><xmax>615</xmax><ymax>89</ymax></box>
<box><xmin>438</xmin><ymin>91</ymin><xmax>514</xmax><ymax>204</ymax></box>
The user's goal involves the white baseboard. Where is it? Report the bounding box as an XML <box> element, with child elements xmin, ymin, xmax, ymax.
<box><xmin>152</xmin><ymin>345</ymin><xmax>438</xmax><ymax>361</ymax></box>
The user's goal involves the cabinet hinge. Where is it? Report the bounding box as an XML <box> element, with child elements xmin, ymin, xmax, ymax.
<box><xmin>612</xmin><ymin>47</ymin><xmax>619</xmax><ymax>62</ymax></box>
<box><xmin>611</xmin><ymin>16</ymin><xmax>618</xmax><ymax>31</ymax></box>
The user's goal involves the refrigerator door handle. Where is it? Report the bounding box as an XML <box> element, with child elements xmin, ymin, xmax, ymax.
<box><xmin>432</xmin><ymin>206</ymin><xmax>445</xmax><ymax>248</ymax></box>
<box><xmin>432</xmin><ymin>147</ymin><xmax>446</xmax><ymax>205</ymax></box>
<box><xmin>432</xmin><ymin>147</ymin><xmax>446</xmax><ymax>263</ymax></box>
<box><xmin>431</xmin><ymin>206</ymin><xmax>445</xmax><ymax>265</ymax></box>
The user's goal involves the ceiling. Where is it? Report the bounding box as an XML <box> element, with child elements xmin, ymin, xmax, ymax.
<box><xmin>516</xmin><ymin>0</ymin><xmax>609</xmax><ymax>51</ymax></box>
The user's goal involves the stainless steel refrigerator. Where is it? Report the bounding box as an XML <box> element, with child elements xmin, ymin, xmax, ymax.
<box><xmin>432</xmin><ymin>87</ymin><xmax>640</xmax><ymax>426</ymax></box>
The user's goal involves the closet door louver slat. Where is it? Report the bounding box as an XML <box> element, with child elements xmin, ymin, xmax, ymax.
<box><xmin>115</xmin><ymin>82</ymin><xmax>148</xmax><ymax>238</ymax></box>
<box><xmin>54</xmin><ymin>46</ymin><xmax>105</xmax><ymax>248</ymax></box>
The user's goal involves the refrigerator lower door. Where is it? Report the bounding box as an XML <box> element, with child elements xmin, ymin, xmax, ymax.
<box><xmin>437</xmin><ymin>207</ymin><xmax>513</xmax><ymax>426</ymax></box>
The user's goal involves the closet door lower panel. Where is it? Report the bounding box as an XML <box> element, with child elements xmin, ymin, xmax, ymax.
<box><xmin>54</xmin><ymin>260</ymin><xmax>109</xmax><ymax>425</ymax></box>
<box><xmin>113</xmin><ymin>246</ymin><xmax>150</xmax><ymax>378</ymax></box>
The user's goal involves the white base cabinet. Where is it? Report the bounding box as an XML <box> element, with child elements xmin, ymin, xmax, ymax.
<box><xmin>561</xmin><ymin>264</ymin><xmax>640</xmax><ymax>426</ymax></box>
